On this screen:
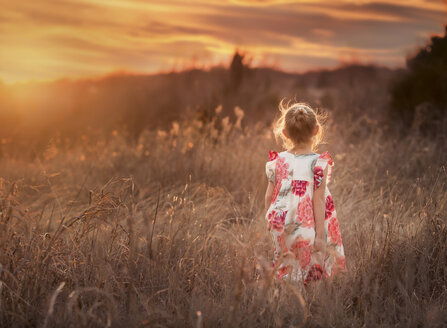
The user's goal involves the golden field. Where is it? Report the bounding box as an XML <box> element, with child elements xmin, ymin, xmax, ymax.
<box><xmin>0</xmin><ymin>66</ymin><xmax>446</xmax><ymax>327</ymax></box>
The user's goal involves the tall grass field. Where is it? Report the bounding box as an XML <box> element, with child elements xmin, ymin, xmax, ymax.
<box><xmin>0</xmin><ymin>66</ymin><xmax>446</xmax><ymax>327</ymax></box>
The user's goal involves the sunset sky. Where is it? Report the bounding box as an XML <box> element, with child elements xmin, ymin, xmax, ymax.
<box><xmin>0</xmin><ymin>0</ymin><xmax>445</xmax><ymax>83</ymax></box>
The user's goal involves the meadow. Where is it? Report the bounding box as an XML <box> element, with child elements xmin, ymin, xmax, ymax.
<box><xmin>0</xmin><ymin>65</ymin><xmax>446</xmax><ymax>327</ymax></box>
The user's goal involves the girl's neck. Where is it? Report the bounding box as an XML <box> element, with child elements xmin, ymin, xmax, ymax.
<box><xmin>289</xmin><ymin>143</ymin><xmax>313</xmax><ymax>155</ymax></box>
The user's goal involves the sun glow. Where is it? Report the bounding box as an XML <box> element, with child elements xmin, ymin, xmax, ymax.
<box><xmin>0</xmin><ymin>0</ymin><xmax>444</xmax><ymax>83</ymax></box>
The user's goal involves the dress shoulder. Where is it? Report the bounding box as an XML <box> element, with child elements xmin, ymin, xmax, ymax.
<box><xmin>265</xmin><ymin>150</ymin><xmax>278</xmax><ymax>184</ymax></box>
<box><xmin>313</xmin><ymin>151</ymin><xmax>334</xmax><ymax>189</ymax></box>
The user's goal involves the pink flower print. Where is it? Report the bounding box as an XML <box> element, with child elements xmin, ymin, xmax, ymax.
<box><xmin>297</xmin><ymin>195</ymin><xmax>315</xmax><ymax>228</ymax></box>
<box><xmin>325</xmin><ymin>195</ymin><xmax>335</xmax><ymax>220</ymax></box>
<box><xmin>319</xmin><ymin>151</ymin><xmax>333</xmax><ymax>165</ymax></box>
<box><xmin>291</xmin><ymin>180</ymin><xmax>309</xmax><ymax>197</ymax></box>
<box><xmin>275</xmin><ymin>156</ymin><xmax>289</xmax><ymax>181</ymax></box>
<box><xmin>267</xmin><ymin>211</ymin><xmax>274</xmax><ymax>230</ymax></box>
<box><xmin>271</xmin><ymin>156</ymin><xmax>290</xmax><ymax>204</ymax></box>
<box><xmin>328</xmin><ymin>216</ymin><xmax>342</xmax><ymax>246</ymax></box>
<box><xmin>276</xmin><ymin>265</ymin><xmax>290</xmax><ymax>281</ymax></box>
<box><xmin>304</xmin><ymin>264</ymin><xmax>324</xmax><ymax>286</ymax></box>
<box><xmin>268</xmin><ymin>210</ymin><xmax>287</xmax><ymax>232</ymax></box>
<box><xmin>314</xmin><ymin>165</ymin><xmax>324</xmax><ymax>189</ymax></box>
<box><xmin>269</xmin><ymin>150</ymin><xmax>279</xmax><ymax>161</ymax></box>
<box><xmin>290</xmin><ymin>239</ymin><xmax>312</xmax><ymax>269</ymax></box>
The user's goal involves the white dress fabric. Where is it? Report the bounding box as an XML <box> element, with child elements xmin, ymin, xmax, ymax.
<box><xmin>265</xmin><ymin>150</ymin><xmax>347</xmax><ymax>284</ymax></box>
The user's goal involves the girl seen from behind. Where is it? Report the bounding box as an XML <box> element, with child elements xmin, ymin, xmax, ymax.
<box><xmin>264</xmin><ymin>101</ymin><xmax>347</xmax><ymax>287</ymax></box>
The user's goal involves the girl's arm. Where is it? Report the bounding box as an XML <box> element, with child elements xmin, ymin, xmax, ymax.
<box><xmin>265</xmin><ymin>181</ymin><xmax>274</xmax><ymax>212</ymax></box>
<box><xmin>313</xmin><ymin>165</ymin><xmax>329</xmax><ymax>252</ymax></box>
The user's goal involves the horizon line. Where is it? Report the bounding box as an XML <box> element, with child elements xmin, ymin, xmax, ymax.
<box><xmin>1</xmin><ymin>60</ymin><xmax>403</xmax><ymax>87</ymax></box>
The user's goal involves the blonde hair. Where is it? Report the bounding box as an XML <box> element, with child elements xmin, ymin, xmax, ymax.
<box><xmin>273</xmin><ymin>100</ymin><xmax>324</xmax><ymax>150</ymax></box>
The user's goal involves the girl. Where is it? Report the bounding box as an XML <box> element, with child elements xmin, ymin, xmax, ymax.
<box><xmin>264</xmin><ymin>101</ymin><xmax>347</xmax><ymax>286</ymax></box>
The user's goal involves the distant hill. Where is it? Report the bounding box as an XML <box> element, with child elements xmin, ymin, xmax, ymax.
<box><xmin>0</xmin><ymin>64</ymin><xmax>397</xmax><ymax>154</ymax></box>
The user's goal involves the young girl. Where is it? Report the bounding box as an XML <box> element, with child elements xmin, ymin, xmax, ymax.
<box><xmin>264</xmin><ymin>101</ymin><xmax>347</xmax><ymax>285</ymax></box>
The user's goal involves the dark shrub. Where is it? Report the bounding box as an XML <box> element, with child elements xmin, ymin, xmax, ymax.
<box><xmin>390</xmin><ymin>25</ymin><xmax>447</xmax><ymax>131</ymax></box>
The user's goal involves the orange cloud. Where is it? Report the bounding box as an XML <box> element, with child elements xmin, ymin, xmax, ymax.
<box><xmin>0</xmin><ymin>0</ymin><xmax>445</xmax><ymax>83</ymax></box>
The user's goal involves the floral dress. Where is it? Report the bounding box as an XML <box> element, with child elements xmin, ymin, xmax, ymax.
<box><xmin>265</xmin><ymin>150</ymin><xmax>347</xmax><ymax>285</ymax></box>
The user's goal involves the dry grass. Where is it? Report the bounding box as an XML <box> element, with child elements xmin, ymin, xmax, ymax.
<box><xmin>0</xmin><ymin>106</ymin><xmax>446</xmax><ymax>327</ymax></box>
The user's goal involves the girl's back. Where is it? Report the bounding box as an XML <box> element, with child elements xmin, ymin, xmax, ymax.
<box><xmin>264</xmin><ymin>102</ymin><xmax>347</xmax><ymax>285</ymax></box>
<box><xmin>266</xmin><ymin>151</ymin><xmax>320</xmax><ymax>226</ymax></box>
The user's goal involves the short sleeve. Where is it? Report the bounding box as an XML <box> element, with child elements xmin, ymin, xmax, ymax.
<box><xmin>265</xmin><ymin>150</ymin><xmax>278</xmax><ymax>184</ymax></box>
<box><xmin>313</xmin><ymin>151</ymin><xmax>334</xmax><ymax>189</ymax></box>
